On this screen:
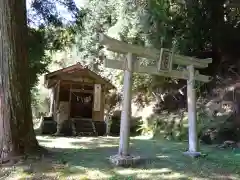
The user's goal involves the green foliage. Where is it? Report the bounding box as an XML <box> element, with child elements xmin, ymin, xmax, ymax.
<box><xmin>138</xmin><ymin>106</ymin><xmax>240</xmax><ymax>144</ymax></box>
<box><xmin>73</xmin><ymin>0</ymin><xmax>173</xmax><ymax>90</ymax></box>
<box><xmin>31</xmin><ymin>86</ymin><xmax>49</xmax><ymax>119</ymax></box>
<box><xmin>72</xmin><ymin>0</ymin><xmax>240</xmax><ymax>94</ymax></box>
<box><xmin>28</xmin><ymin>0</ymin><xmax>240</xmax><ymax>123</ymax></box>
<box><xmin>74</xmin><ymin>0</ymin><xmax>117</xmax><ymax>72</ymax></box>
<box><xmin>110</xmin><ymin>111</ymin><xmax>142</xmax><ymax>136</ymax></box>
<box><xmin>28</xmin><ymin>28</ymin><xmax>51</xmax><ymax>88</ymax></box>
<box><xmin>29</xmin><ymin>0</ymin><xmax>80</xmax><ymax>26</ymax></box>
<box><xmin>138</xmin><ymin>111</ymin><xmax>188</xmax><ymax>140</ymax></box>
<box><xmin>26</xmin><ymin>0</ymin><xmax>85</xmax><ymax>117</ymax></box>
<box><xmin>105</xmin><ymin>90</ymin><xmax>122</xmax><ymax>113</ymax></box>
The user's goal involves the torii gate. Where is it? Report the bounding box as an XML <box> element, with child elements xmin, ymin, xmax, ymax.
<box><xmin>99</xmin><ymin>34</ymin><xmax>212</xmax><ymax>166</ymax></box>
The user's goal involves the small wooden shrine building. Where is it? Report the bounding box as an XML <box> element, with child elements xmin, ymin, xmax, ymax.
<box><xmin>43</xmin><ymin>63</ymin><xmax>115</xmax><ymax>136</ymax></box>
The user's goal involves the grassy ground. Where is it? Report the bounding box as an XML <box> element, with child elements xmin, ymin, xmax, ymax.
<box><xmin>1</xmin><ymin>136</ymin><xmax>240</xmax><ymax>180</ymax></box>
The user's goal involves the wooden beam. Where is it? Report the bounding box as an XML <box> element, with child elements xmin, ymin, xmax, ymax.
<box><xmin>104</xmin><ymin>59</ymin><xmax>211</xmax><ymax>82</ymax></box>
<box><xmin>45</xmin><ymin>79</ymin><xmax>57</xmax><ymax>89</ymax></box>
<box><xmin>45</xmin><ymin>74</ymin><xmax>93</xmax><ymax>88</ymax></box>
<box><xmin>99</xmin><ymin>33</ymin><xmax>212</xmax><ymax>68</ymax></box>
<box><xmin>57</xmin><ymin>75</ymin><xmax>95</xmax><ymax>84</ymax></box>
<box><xmin>70</xmin><ymin>89</ymin><xmax>93</xmax><ymax>93</ymax></box>
<box><xmin>60</xmin><ymin>80</ymin><xmax>94</xmax><ymax>86</ymax></box>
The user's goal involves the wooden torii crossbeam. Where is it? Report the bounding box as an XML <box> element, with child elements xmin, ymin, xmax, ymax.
<box><xmin>99</xmin><ymin>33</ymin><xmax>212</xmax><ymax>165</ymax></box>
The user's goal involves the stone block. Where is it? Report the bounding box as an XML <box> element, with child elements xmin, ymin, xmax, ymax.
<box><xmin>183</xmin><ymin>151</ymin><xmax>201</xmax><ymax>158</ymax></box>
<box><xmin>109</xmin><ymin>154</ymin><xmax>142</xmax><ymax>167</ymax></box>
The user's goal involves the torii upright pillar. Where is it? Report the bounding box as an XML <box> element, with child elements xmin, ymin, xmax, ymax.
<box><xmin>109</xmin><ymin>53</ymin><xmax>141</xmax><ymax>166</ymax></box>
<box><xmin>184</xmin><ymin>65</ymin><xmax>201</xmax><ymax>157</ymax></box>
<box><xmin>118</xmin><ymin>53</ymin><xmax>133</xmax><ymax>156</ymax></box>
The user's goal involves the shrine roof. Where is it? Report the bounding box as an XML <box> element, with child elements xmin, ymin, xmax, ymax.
<box><xmin>44</xmin><ymin>62</ymin><xmax>115</xmax><ymax>90</ymax></box>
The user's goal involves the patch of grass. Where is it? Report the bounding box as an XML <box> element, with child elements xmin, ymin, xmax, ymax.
<box><xmin>2</xmin><ymin>136</ymin><xmax>240</xmax><ymax>180</ymax></box>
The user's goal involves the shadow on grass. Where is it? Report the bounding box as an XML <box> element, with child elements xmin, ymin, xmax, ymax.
<box><xmin>9</xmin><ymin>136</ymin><xmax>240</xmax><ymax>180</ymax></box>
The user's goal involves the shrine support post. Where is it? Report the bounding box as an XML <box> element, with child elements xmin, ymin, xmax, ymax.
<box><xmin>49</xmin><ymin>87</ymin><xmax>54</xmax><ymax>116</ymax></box>
<box><xmin>118</xmin><ymin>53</ymin><xmax>133</xmax><ymax>156</ymax></box>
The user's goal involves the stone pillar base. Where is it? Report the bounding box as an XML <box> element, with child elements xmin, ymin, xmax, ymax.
<box><xmin>53</xmin><ymin>132</ymin><xmax>61</xmax><ymax>136</ymax></box>
<box><xmin>109</xmin><ymin>154</ymin><xmax>142</xmax><ymax>167</ymax></box>
<box><xmin>183</xmin><ymin>151</ymin><xmax>201</xmax><ymax>158</ymax></box>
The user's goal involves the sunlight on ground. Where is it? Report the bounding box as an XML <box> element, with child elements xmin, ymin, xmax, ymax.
<box><xmin>115</xmin><ymin>168</ymin><xmax>187</xmax><ymax>179</ymax></box>
<box><xmin>37</xmin><ymin>136</ymin><xmax>120</xmax><ymax>150</ymax></box>
<box><xmin>2</xmin><ymin>136</ymin><xmax>240</xmax><ymax>180</ymax></box>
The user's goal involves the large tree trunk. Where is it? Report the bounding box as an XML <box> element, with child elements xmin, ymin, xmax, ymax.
<box><xmin>0</xmin><ymin>0</ymin><xmax>40</xmax><ymax>163</ymax></box>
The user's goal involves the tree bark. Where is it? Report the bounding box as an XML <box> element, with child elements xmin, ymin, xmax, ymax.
<box><xmin>0</xmin><ymin>0</ymin><xmax>39</xmax><ymax>163</ymax></box>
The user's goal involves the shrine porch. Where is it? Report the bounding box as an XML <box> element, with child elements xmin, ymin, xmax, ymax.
<box><xmin>39</xmin><ymin>116</ymin><xmax>106</xmax><ymax>136</ymax></box>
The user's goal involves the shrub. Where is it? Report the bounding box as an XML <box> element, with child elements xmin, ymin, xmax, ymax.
<box><xmin>110</xmin><ymin>110</ymin><xmax>142</xmax><ymax>136</ymax></box>
<box><xmin>139</xmin><ymin>108</ymin><xmax>240</xmax><ymax>144</ymax></box>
